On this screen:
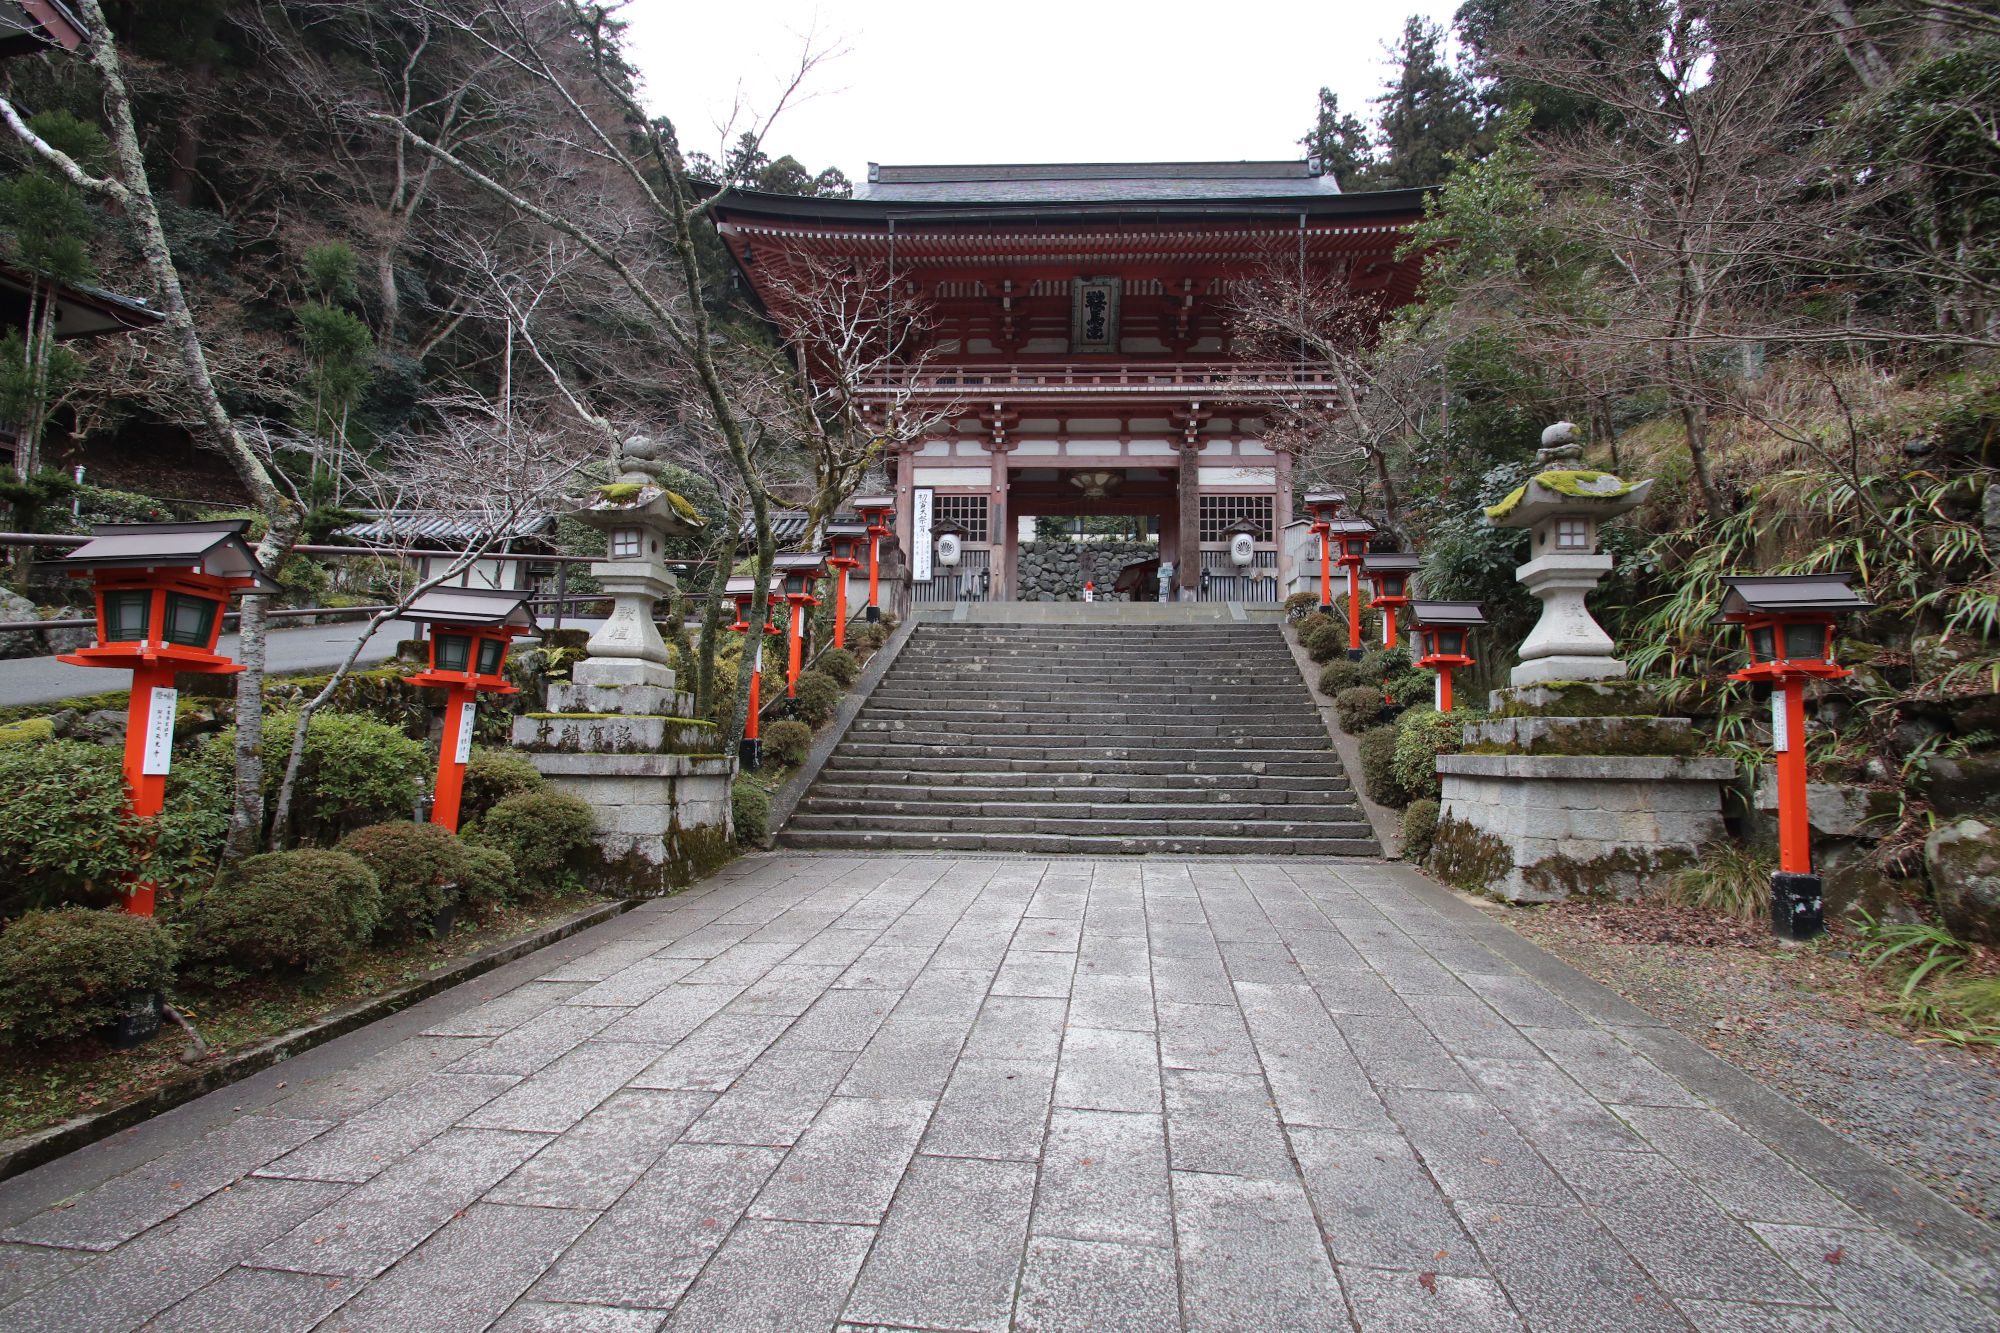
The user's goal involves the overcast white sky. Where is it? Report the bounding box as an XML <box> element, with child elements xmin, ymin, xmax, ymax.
<box><xmin>620</xmin><ymin>0</ymin><xmax>1467</xmax><ymax>183</ymax></box>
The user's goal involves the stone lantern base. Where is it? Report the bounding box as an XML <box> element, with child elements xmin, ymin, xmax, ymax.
<box><xmin>511</xmin><ymin>671</ymin><xmax>734</xmax><ymax>895</ymax></box>
<box><xmin>1430</xmin><ymin>681</ymin><xmax>1734</xmax><ymax>902</ymax></box>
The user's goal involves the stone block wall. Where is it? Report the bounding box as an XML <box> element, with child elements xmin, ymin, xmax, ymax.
<box><xmin>1015</xmin><ymin>541</ymin><xmax>1158</xmax><ymax>601</ymax></box>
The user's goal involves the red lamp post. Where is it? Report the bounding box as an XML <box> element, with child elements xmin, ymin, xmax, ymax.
<box><xmin>825</xmin><ymin>523</ymin><xmax>869</xmax><ymax>648</ymax></box>
<box><xmin>1719</xmin><ymin>573</ymin><xmax>1871</xmax><ymax>943</ymax></box>
<box><xmin>1328</xmin><ymin>519</ymin><xmax>1377</xmax><ymax>661</ymax></box>
<box><xmin>1362</xmin><ymin>552</ymin><xmax>1422</xmax><ymax>651</ymax></box>
<box><xmin>401</xmin><ymin>587</ymin><xmax>536</xmax><ymax>832</ymax></box>
<box><xmin>56</xmin><ymin>521</ymin><xmax>279</xmax><ymax>916</ymax></box>
<box><xmin>726</xmin><ymin>573</ymin><xmax>784</xmax><ymax>769</ymax></box>
<box><xmin>1302</xmin><ymin>491</ymin><xmax>1344</xmax><ymax>614</ymax></box>
<box><xmin>773</xmin><ymin>551</ymin><xmax>828</xmax><ymax>708</ymax></box>
<box><xmin>851</xmin><ymin>494</ymin><xmax>895</xmax><ymax>623</ymax></box>
<box><xmin>1409</xmin><ymin>601</ymin><xmax>1487</xmax><ymax>713</ymax></box>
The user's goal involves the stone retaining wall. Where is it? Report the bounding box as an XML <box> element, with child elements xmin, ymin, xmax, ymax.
<box><xmin>1015</xmin><ymin>541</ymin><xmax>1158</xmax><ymax>601</ymax></box>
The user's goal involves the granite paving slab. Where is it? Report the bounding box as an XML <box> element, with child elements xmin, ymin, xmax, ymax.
<box><xmin>0</xmin><ymin>854</ymin><xmax>1991</xmax><ymax>1332</ymax></box>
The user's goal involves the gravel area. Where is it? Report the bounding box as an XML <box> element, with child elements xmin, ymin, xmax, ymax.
<box><xmin>1498</xmin><ymin>899</ymin><xmax>2000</xmax><ymax>1222</ymax></box>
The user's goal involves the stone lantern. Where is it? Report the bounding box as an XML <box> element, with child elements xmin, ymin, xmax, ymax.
<box><xmin>568</xmin><ymin>480</ymin><xmax>702</xmax><ymax>690</ymax></box>
<box><xmin>1719</xmin><ymin>572</ymin><xmax>1872</xmax><ymax>942</ymax></box>
<box><xmin>1328</xmin><ymin>519</ymin><xmax>1376</xmax><ymax>660</ymax></box>
<box><xmin>1301</xmin><ymin>491</ymin><xmax>1344</xmax><ymax>613</ymax></box>
<box><xmin>1483</xmin><ymin>428</ymin><xmax>1652</xmax><ymax>686</ymax></box>
<box><xmin>726</xmin><ymin>573</ymin><xmax>785</xmax><ymax>769</ymax></box>
<box><xmin>1409</xmin><ymin>600</ymin><xmax>1485</xmax><ymax>712</ymax></box>
<box><xmin>851</xmin><ymin>494</ymin><xmax>896</xmax><ymax>622</ymax></box>
<box><xmin>824</xmin><ymin>523</ymin><xmax>870</xmax><ymax>648</ymax></box>
<box><xmin>56</xmin><ymin>520</ymin><xmax>278</xmax><ymax>916</ymax></box>
<box><xmin>773</xmin><ymin>551</ymin><xmax>828</xmax><ymax>706</ymax></box>
<box><xmin>1362</xmin><ymin>552</ymin><xmax>1422</xmax><ymax>650</ymax></box>
<box><xmin>401</xmin><ymin>586</ymin><xmax>536</xmax><ymax>832</ymax></box>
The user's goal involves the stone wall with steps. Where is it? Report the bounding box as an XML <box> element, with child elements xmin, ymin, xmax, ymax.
<box><xmin>779</xmin><ymin>622</ymin><xmax>1380</xmax><ymax>856</ymax></box>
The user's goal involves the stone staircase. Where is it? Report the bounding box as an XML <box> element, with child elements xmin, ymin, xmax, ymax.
<box><xmin>778</xmin><ymin>622</ymin><xmax>1381</xmax><ymax>856</ymax></box>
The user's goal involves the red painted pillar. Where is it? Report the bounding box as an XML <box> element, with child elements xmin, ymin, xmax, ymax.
<box><xmin>1347</xmin><ymin>565</ymin><xmax>1364</xmax><ymax>656</ymax></box>
<box><xmin>119</xmin><ymin>659</ymin><xmax>178</xmax><ymax>916</ymax></box>
<box><xmin>1318</xmin><ymin>534</ymin><xmax>1332</xmax><ymax>610</ymax></box>
<box><xmin>431</xmin><ymin>683</ymin><xmax>478</xmax><ymax>833</ymax></box>
<box><xmin>867</xmin><ymin>534</ymin><xmax>882</xmax><ymax>621</ymax></box>
<box><xmin>787</xmin><ymin>600</ymin><xmax>804</xmax><ymax>698</ymax></box>
<box><xmin>833</xmin><ymin>566</ymin><xmax>849</xmax><ymax>648</ymax></box>
<box><xmin>1775</xmin><ymin>675</ymin><xmax>1811</xmax><ymax>875</ymax></box>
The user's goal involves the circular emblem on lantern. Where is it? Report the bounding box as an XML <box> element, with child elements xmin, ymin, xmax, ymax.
<box><xmin>1229</xmin><ymin>532</ymin><xmax>1255</xmax><ymax>568</ymax></box>
<box><xmin>936</xmin><ymin>532</ymin><xmax>962</xmax><ymax>568</ymax></box>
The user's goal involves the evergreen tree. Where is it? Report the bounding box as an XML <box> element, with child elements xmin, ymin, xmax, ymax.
<box><xmin>1368</xmin><ymin>16</ymin><xmax>1488</xmax><ymax>189</ymax></box>
<box><xmin>1301</xmin><ymin>88</ymin><xmax>1373</xmax><ymax>189</ymax></box>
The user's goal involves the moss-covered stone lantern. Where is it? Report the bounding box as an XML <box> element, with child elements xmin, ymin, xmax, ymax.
<box><xmin>569</xmin><ymin>480</ymin><xmax>702</xmax><ymax>691</ymax></box>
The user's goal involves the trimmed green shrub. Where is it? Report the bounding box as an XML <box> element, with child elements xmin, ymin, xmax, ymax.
<box><xmin>0</xmin><ymin>908</ymin><xmax>178</xmax><ymax>1044</ymax></box>
<box><xmin>1334</xmin><ymin>686</ymin><xmax>1385</xmax><ymax>735</ymax></box>
<box><xmin>259</xmin><ymin>712</ymin><xmax>428</xmax><ymax>843</ymax></box>
<box><xmin>852</xmin><ymin>621</ymin><xmax>889</xmax><ymax>652</ymax></box>
<box><xmin>1302</xmin><ymin>619</ymin><xmax>1346</xmax><ymax>663</ymax></box>
<box><xmin>1295</xmin><ymin>611</ymin><xmax>1332</xmax><ymax>641</ymax></box>
<box><xmin>1317</xmin><ymin>660</ymin><xmax>1366</xmax><ymax>696</ymax></box>
<box><xmin>1391</xmin><ymin>708</ymin><xmax>1477</xmax><ymax>803</ymax></box>
<box><xmin>1356</xmin><ymin>645</ymin><xmax>1412</xmax><ymax>683</ymax></box>
<box><xmin>180</xmin><ymin>850</ymin><xmax>380</xmax><ymax>981</ymax></box>
<box><xmin>793</xmin><ymin>670</ymin><xmax>842</xmax><ymax>726</ymax></box>
<box><xmin>0</xmin><ymin>738</ymin><xmax>227</xmax><ymax>914</ymax></box>
<box><xmin>733</xmin><ymin>778</ymin><xmax>770</xmax><ymax>846</ymax></box>
<box><xmin>480</xmin><ymin>790</ymin><xmax>596</xmax><ymax>888</ymax></box>
<box><xmin>460</xmin><ymin>749</ymin><xmax>543</xmax><ymax>824</ymax></box>
<box><xmin>1384</xmin><ymin>669</ymin><xmax>1434</xmax><ymax>707</ymax></box>
<box><xmin>818</xmin><ymin>646</ymin><xmax>860</xmax><ymax>688</ymax></box>
<box><xmin>336</xmin><ymin>821</ymin><xmax>465</xmax><ymax>937</ymax></box>
<box><xmin>1358</xmin><ymin>724</ymin><xmax>1410</xmax><ymax>808</ymax></box>
<box><xmin>455</xmin><ymin>843</ymin><xmax>519</xmax><ymax>910</ymax></box>
<box><xmin>1401</xmin><ymin>798</ymin><xmax>1441</xmax><ymax>863</ymax></box>
<box><xmin>1284</xmin><ymin>590</ymin><xmax>1319</xmax><ymax>619</ymax></box>
<box><xmin>764</xmin><ymin>719</ymin><xmax>813</xmax><ymax>767</ymax></box>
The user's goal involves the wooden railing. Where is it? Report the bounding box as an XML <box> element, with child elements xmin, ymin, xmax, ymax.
<box><xmin>857</xmin><ymin>361</ymin><xmax>1338</xmax><ymax>401</ymax></box>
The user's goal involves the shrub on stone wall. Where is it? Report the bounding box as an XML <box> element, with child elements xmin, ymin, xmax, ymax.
<box><xmin>1401</xmin><ymin>798</ymin><xmax>1441</xmax><ymax>863</ymax></box>
<box><xmin>1358</xmin><ymin>724</ymin><xmax>1411</xmax><ymax>808</ymax></box>
<box><xmin>793</xmin><ymin>670</ymin><xmax>842</xmax><ymax>726</ymax></box>
<box><xmin>0</xmin><ymin>907</ymin><xmax>178</xmax><ymax>1043</ymax></box>
<box><xmin>479</xmin><ymin>791</ymin><xmax>596</xmax><ymax>888</ymax></box>
<box><xmin>1296</xmin><ymin>611</ymin><xmax>1332</xmax><ymax>641</ymax></box>
<box><xmin>1318</xmin><ymin>660</ymin><xmax>1366</xmax><ymax>696</ymax></box>
<box><xmin>764</xmin><ymin>719</ymin><xmax>813</xmax><ymax>767</ymax></box>
<box><xmin>179</xmin><ymin>851</ymin><xmax>379</xmax><ymax>983</ymax></box>
<box><xmin>817</xmin><ymin>647</ymin><xmax>859</xmax><ymax>687</ymax></box>
<box><xmin>1284</xmin><ymin>591</ymin><xmax>1319</xmax><ymax>620</ymax></box>
<box><xmin>1303</xmin><ymin>620</ymin><xmax>1346</xmax><ymax>663</ymax></box>
<box><xmin>852</xmin><ymin>622</ymin><xmax>889</xmax><ymax>652</ymax></box>
<box><xmin>460</xmin><ymin>750</ymin><xmax>543</xmax><ymax>825</ymax></box>
<box><xmin>1356</xmin><ymin>646</ymin><xmax>1412</xmax><ymax>683</ymax></box>
<box><xmin>1335</xmin><ymin>686</ymin><xmax>1385</xmax><ymax>735</ymax></box>
<box><xmin>732</xmin><ymin>779</ymin><xmax>770</xmax><ymax>846</ymax></box>
<box><xmin>1391</xmin><ymin>708</ymin><xmax>1477</xmax><ymax>802</ymax></box>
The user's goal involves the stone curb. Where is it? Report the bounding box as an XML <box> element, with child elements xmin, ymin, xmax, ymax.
<box><xmin>0</xmin><ymin>897</ymin><xmax>639</xmax><ymax>1185</ymax></box>
<box><xmin>768</xmin><ymin>615</ymin><xmax>920</xmax><ymax>840</ymax></box>
<box><xmin>1280</xmin><ymin>623</ymin><xmax>1402</xmax><ymax>857</ymax></box>
<box><xmin>1390</xmin><ymin>865</ymin><xmax>2000</xmax><ymax>1296</ymax></box>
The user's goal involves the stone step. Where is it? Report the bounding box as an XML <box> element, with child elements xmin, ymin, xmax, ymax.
<box><xmin>866</xmin><ymin>688</ymin><xmax>1313</xmax><ymax>705</ymax></box>
<box><xmin>801</xmin><ymin>794</ymin><xmax>1359</xmax><ymax>823</ymax></box>
<box><xmin>804</xmin><ymin>780</ymin><xmax>1356</xmax><ymax>805</ymax></box>
<box><xmin>835</xmin><ymin>738</ymin><xmax>1339</xmax><ymax>760</ymax></box>
<box><xmin>823</xmin><ymin>754</ymin><xmax>1349</xmax><ymax>778</ymax></box>
<box><xmin>786</xmin><ymin>811</ymin><xmax>1377</xmax><ymax>840</ymax></box>
<box><xmin>776</xmin><ymin>828</ymin><xmax>1382</xmax><ymax>857</ymax></box>
<box><xmin>849</xmin><ymin>717</ymin><xmax>1315</xmax><ymax>739</ymax></box>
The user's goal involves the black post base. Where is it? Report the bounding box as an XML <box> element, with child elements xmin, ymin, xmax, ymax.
<box><xmin>1771</xmin><ymin>871</ymin><xmax>1824</xmax><ymax>943</ymax></box>
<box><xmin>1319</xmin><ymin>602</ymin><xmax>1333</xmax><ymax>616</ymax></box>
<box><xmin>865</xmin><ymin>605</ymin><xmax>881</xmax><ymax>623</ymax></box>
<box><xmin>739</xmin><ymin>737</ymin><xmax>761</xmax><ymax>771</ymax></box>
<box><xmin>1347</xmin><ymin>648</ymin><xmax>1365</xmax><ymax>662</ymax></box>
<box><xmin>95</xmin><ymin>989</ymin><xmax>161</xmax><ymax>1049</ymax></box>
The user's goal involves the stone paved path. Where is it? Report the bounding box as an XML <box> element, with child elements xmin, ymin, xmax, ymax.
<box><xmin>2</xmin><ymin>854</ymin><xmax>1997</xmax><ymax>1332</ymax></box>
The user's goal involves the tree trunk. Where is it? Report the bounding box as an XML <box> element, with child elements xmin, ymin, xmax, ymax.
<box><xmin>166</xmin><ymin>60</ymin><xmax>210</xmax><ymax>208</ymax></box>
<box><xmin>1679</xmin><ymin>399</ymin><xmax>1727</xmax><ymax>524</ymax></box>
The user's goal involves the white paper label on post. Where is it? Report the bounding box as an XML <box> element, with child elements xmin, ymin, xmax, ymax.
<box><xmin>454</xmin><ymin>700</ymin><xmax>476</xmax><ymax>765</ymax></box>
<box><xmin>141</xmin><ymin>687</ymin><xmax>177</xmax><ymax>776</ymax></box>
<box><xmin>912</xmin><ymin>488</ymin><xmax>934</xmax><ymax>583</ymax></box>
<box><xmin>1771</xmin><ymin>690</ymin><xmax>1789</xmax><ymax>753</ymax></box>
<box><xmin>1435</xmin><ymin>674</ymin><xmax>1444</xmax><ymax>711</ymax></box>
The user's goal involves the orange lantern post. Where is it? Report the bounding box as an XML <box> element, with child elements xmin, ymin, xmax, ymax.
<box><xmin>852</xmin><ymin>495</ymin><xmax>895</xmax><ymax>623</ymax></box>
<box><xmin>1302</xmin><ymin>492</ymin><xmax>1344</xmax><ymax>615</ymax></box>
<box><xmin>1719</xmin><ymin>573</ymin><xmax>1870</xmax><ymax>943</ymax></box>
<box><xmin>773</xmin><ymin>551</ymin><xmax>828</xmax><ymax>707</ymax></box>
<box><xmin>825</xmin><ymin>523</ymin><xmax>869</xmax><ymax>648</ymax></box>
<box><xmin>1329</xmin><ymin>518</ymin><xmax>1377</xmax><ymax>661</ymax></box>
<box><xmin>1363</xmin><ymin>552</ymin><xmax>1422</xmax><ymax>651</ymax></box>
<box><xmin>56</xmin><ymin>521</ymin><xmax>279</xmax><ymax>916</ymax></box>
<box><xmin>401</xmin><ymin>588</ymin><xmax>536</xmax><ymax>832</ymax></box>
<box><xmin>1410</xmin><ymin>600</ymin><xmax>1487</xmax><ymax>713</ymax></box>
<box><xmin>726</xmin><ymin>573</ymin><xmax>785</xmax><ymax>769</ymax></box>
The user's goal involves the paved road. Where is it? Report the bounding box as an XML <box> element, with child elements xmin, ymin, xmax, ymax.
<box><xmin>0</xmin><ymin>620</ymin><xmax>422</xmax><ymax>710</ymax></box>
<box><xmin>0</xmin><ymin>854</ymin><xmax>1995</xmax><ymax>1332</ymax></box>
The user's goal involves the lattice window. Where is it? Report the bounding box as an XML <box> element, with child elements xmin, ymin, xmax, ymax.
<box><xmin>1199</xmin><ymin>494</ymin><xmax>1274</xmax><ymax>543</ymax></box>
<box><xmin>933</xmin><ymin>494</ymin><xmax>990</xmax><ymax>543</ymax></box>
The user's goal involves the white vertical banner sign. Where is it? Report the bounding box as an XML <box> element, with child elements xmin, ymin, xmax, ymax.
<box><xmin>454</xmin><ymin>700</ymin><xmax>476</xmax><ymax>765</ymax></box>
<box><xmin>1770</xmin><ymin>690</ymin><xmax>1789</xmax><ymax>753</ymax></box>
<box><xmin>141</xmin><ymin>687</ymin><xmax>177</xmax><ymax>776</ymax></box>
<box><xmin>912</xmin><ymin>488</ymin><xmax>934</xmax><ymax>583</ymax></box>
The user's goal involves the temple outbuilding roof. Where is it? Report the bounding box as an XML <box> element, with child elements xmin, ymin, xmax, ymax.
<box><xmin>853</xmin><ymin>160</ymin><xmax>1345</xmax><ymax>205</ymax></box>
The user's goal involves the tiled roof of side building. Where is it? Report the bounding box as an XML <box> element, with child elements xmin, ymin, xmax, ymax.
<box><xmin>853</xmin><ymin>160</ymin><xmax>1345</xmax><ymax>204</ymax></box>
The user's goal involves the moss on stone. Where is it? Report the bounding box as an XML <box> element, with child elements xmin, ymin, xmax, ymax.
<box><xmin>0</xmin><ymin>717</ymin><xmax>55</xmax><ymax>746</ymax></box>
<box><xmin>1465</xmin><ymin>719</ymin><xmax>1702</xmax><ymax>757</ymax></box>
<box><xmin>1521</xmin><ymin>845</ymin><xmax>1693</xmax><ymax>900</ymax></box>
<box><xmin>1484</xmin><ymin>485</ymin><xmax>1528</xmax><ymax>519</ymax></box>
<box><xmin>1492</xmin><ymin>680</ymin><xmax>1658</xmax><ymax>719</ymax></box>
<box><xmin>1429</xmin><ymin>814</ymin><xmax>1512</xmax><ymax>894</ymax></box>
<box><xmin>596</xmin><ymin>483</ymin><xmax>646</xmax><ymax>502</ymax></box>
<box><xmin>1484</xmin><ymin>471</ymin><xmax>1642</xmax><ymax>518</ymax></box>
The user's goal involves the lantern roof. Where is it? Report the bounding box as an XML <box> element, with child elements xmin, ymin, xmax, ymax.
<box><xmin>1485</xmin><ymin>471</ymin><xmax>1653</xmax><ymax>528</ymax></box>
<box><xmin>1362</xmin><ymin>552</ymin><xmax>1422</xmax><ymax>574</ymax></box>
<box><xmin>826</xmin><ymin>522</ymin><xmax>870</xmax><ymax>539</ymax></box>
<box><xmin>402</xmin><ymin>585</ymin><xmax>538</xmax><ymax>631</ymax></box>
<box><xmin>62</xmin><ymin>520</ymin><xmax>280</xmax><ymax>590</ymax></box>
<box><xmin>1326</xmin><ymin>518</ymin><xmax>1376</xmax><ymax>536</ymax></box>
<box><xmin>1409</xmin><ymin>600</ymin><xmax>1488</xmax><ymax>628</ymax></box>
<box><xmin>724</xmin><ymin>574</ymin><xmax>785</xmax><ymax>597</ymax></box>
<box><xmin>1716</xmin><ymin>573</ymin><xmax>1870</xmax><ymax>619</ymax></box>
<box><xmin>930</xmin><ymin>514</ymin><xmax>973</xmax><ymax>538</ymax></box>
<box><xmin>1302</xmin><ymin>491</ymin><xmax>1346</xmax><ymax>509</ymax></box>
<box><xmin>849</xmin><ymin>494</ymin><xmax>896</xmax><ymax>512</ymax></box>
<box><xmin>773</xmin><ymin>552</ymin><xmax>828</xmax><ymax>575</ymax></box>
